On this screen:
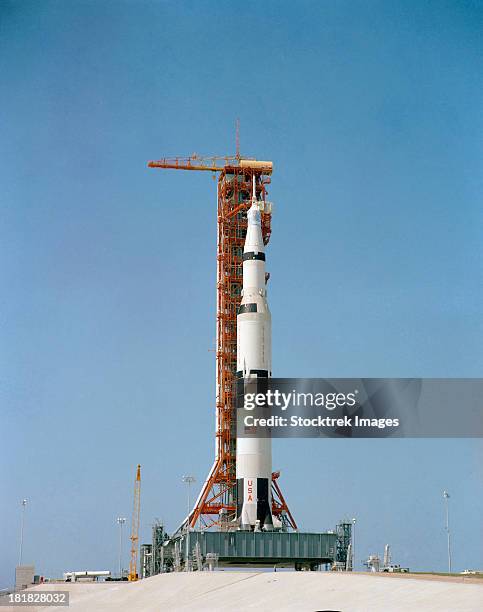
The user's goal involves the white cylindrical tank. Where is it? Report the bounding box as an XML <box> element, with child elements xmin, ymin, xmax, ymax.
<box><xmin>235</xmin><ymin>184</ymin><xmax>274</xmax><ymax>531</ymax></box>
<box><xmin>239</xmin><ymin>159</ymin><xmax>273</xmax><ymax>172</ymax></box>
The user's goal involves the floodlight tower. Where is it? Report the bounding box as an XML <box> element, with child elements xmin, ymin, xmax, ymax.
<box><xmin>18</xmin><ymin>499</ymin><xmax>27</xmax><ymax>566</ymax></box>
<box><xmin>443</xmin><ymin>490</ymin><xmax>452</xmax><ymax>573</ymax></box>
<box><xmin>182</xmin><ymin>476</ymin><xmax>196</xmax><ymax>570</ymax></box>
<box><xmin>117</xmin><ymin>517</ymin><xmax>126</xmax><ymax>577</ymax></box>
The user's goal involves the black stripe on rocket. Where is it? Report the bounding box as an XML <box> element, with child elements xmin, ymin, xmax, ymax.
<box><xmin>243</xmin><ymin>252</ymin><xmax>266</xmax><ymax>262</ymax></box>
<box><xmin>236</xmin><ymin>369</ymin><xmax>270</xmax><ymax>379</ymax></box>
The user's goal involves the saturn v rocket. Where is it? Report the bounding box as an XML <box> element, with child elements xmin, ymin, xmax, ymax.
<box><xmin>235</xmin><ymin>179</ymin><xmax>276</xmax><ymax>531</ymax></box>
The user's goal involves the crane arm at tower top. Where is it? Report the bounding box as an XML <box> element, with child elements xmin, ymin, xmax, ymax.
<box><xmin>147</xmin><ymin>154</ymin><xmax>273</xmax><ymax>174</ymax></box>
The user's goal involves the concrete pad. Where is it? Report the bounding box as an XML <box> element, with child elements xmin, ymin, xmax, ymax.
<box><xmin>2</xmin><ymin>571</ymin><xmax>482</xmax><ymax>612</ymax></box>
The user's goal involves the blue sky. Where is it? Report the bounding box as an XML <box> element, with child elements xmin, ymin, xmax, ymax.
<box><xmin>1</xmin><ymin>0</ymin><xmax>482</xmax><ymax>586</ymax></box>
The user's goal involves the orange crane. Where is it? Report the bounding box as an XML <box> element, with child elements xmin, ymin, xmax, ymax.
<box><xmin>148</xmin><ymin>154</ymin><xmax>272</xmax><ymax>174</ymax></box>
<box><xmin>128</xmin><ymin>464</ymin><xmax>141</xmax><ymax>581</ymax></box>
<box><xmin>148</xmin><ymin>154</ymin><xmax>238</xmax><ymax>172</ymax></box>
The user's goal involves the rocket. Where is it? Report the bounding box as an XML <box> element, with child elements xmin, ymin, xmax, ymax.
<box><xmin>236</xmin><ymin>178</ymin><xmax>275</xmax><ymax>531</ymax></box>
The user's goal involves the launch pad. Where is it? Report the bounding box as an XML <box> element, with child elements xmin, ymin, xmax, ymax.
<box><xmin>141</xmin><ymin>528</ymin><xmax>338</xmax><ymax>575</ymax></box>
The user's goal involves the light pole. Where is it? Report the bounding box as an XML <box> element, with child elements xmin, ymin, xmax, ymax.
<box><xmin>117</xmin><ymin>517</ymin><xmax>126</xmax><ymax>578</ymax></box>
<box><xmin>443</xmin><ymin>491</ymin><xmax>452</xmax><ymax>573</ymax></box>
<box><xmin>19</xmin><ymin>499</ymin><xmax>27</xmax><ymax>566</ymax></box>
<box><xmin>182</xmin><ymin>476</ymin><xmax>196</xmax><ymax>572</ymax></box>
<box><xmin>352</xmin><ymin>518</ymin><xmax>356</xmax><ymax>572</ymax></box>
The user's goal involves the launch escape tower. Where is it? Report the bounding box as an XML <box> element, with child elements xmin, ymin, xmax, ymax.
<box><xmin>148</xmin><ymin>153</ymin><xmax>296</xmax><ymax>531</ymax></box>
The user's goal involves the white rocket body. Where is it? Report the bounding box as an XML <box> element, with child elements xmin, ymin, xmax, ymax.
<box><xmin>236</xmin><ymin>183</ymin><xmax>274</xmax><ymax>530</ymax></box>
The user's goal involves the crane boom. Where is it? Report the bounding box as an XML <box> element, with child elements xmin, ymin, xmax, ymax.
<box><xmin>147</xmin><ymin>155</ymin><xmax>272</xmax><ymax>174</ymax></box>
<box><xmin>148</xmin><ymin>155</ymin><xmax>237</xmax><ymax>172</ymax></box>
<box><xmin>128</xmin><ymin>464</ymin><xmax>141</xmax><ymax>581</ymax></box>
